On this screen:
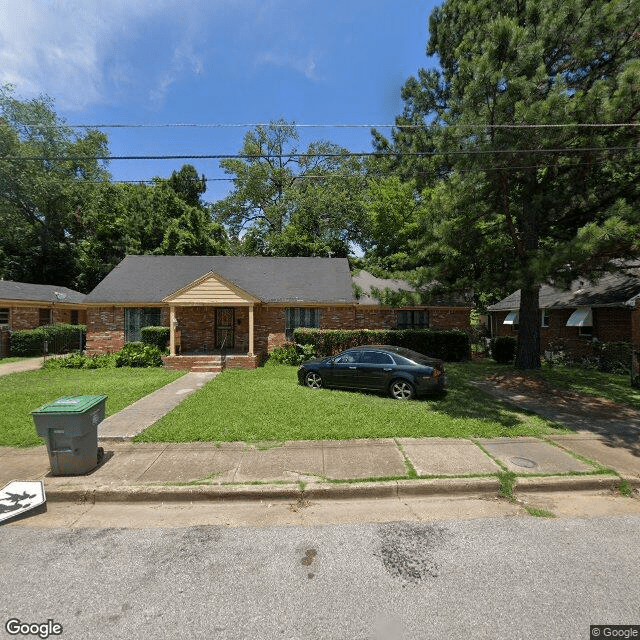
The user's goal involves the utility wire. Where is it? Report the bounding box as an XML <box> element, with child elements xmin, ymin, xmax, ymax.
<box><xmin>22</xmin><ymin>122</ymin><xmax>640</xmax><ymax>130</ymax></box>
<box><xmin>2</xmin><ymin>145</ymin><xmax>638</xmax><ymax>162</ymax></box>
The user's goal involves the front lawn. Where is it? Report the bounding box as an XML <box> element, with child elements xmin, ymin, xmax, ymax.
<box><xmin>0</xmin><ymin>367</ymin><xmax>185</xmax><ymax>447</ymax></box>
<box><xmin>134</xmin><ymin>363</ymin><xmax>570</xmax><ymax>443</ymax></box>
<box><xmin>532</xmin><ymin>365</ymin><xmax>640</xmax><ymax>410</ymax></box>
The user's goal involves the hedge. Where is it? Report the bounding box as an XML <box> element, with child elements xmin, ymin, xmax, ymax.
<box><xmin>141</xmin><ymin>326</ymin><xmax>170</xmax><ymax>350</ymax></box>
<box><xmin>10</xmin><ymin>323</ymin><xmax>86</xmax><ymax>357</ymax></box>
<box><xmin>489</xmin><ymin>336</ymin><xmax>517</xmax><ymax>364</ymax></box>
<box><xmin>292</xmin><ymin>328</ymin><xmax>470</xmax><ymax>362</ymax></box>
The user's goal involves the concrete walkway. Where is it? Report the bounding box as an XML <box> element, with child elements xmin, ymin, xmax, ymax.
<box><xmin>0</xmin><ymin>357</ymin><xmax>43</xmax><ymax>376</ymax></box>
<box><xmin>98</xmin><ymin>371</ymin><xmax>217</xmax><ymax>440</ymax></box>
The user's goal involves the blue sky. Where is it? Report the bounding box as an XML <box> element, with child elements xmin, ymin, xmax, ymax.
<box><xmin>0</xmin><ymin>0</ymin><xmax>439</xmax><ymax>202</ymax></box>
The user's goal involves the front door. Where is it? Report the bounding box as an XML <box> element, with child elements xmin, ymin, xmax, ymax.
<box><xmin>215</xmin><ymin>307</ymin><xmax>234</xmax><ymax>349</ymax></box>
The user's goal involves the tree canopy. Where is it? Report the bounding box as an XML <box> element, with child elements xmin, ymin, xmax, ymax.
<box><xmin>374</xmin><ymin>0</ymin><xmax>640</xmax><ymax>368</ymax></box>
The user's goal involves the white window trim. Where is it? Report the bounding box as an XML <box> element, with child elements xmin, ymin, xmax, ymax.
<box><xmin>541</xmin><ymin>308</ymin><xmax>550</xmax><ymax>327</ymax></box>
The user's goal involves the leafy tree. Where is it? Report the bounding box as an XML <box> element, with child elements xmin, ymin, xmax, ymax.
<box><xmin>216</xmin><ymin>120</ymin><xmax>368</xmax><ymax>256</ymax></box>
<box><xmin>378</xmin><ymin>0</ymin><xmax>640</xmax><ymax>368</ymax></box>
<box><xmin>0</xmin><ymin>85</ymin><xmax>110</xmax><ymax>285</ymax></box>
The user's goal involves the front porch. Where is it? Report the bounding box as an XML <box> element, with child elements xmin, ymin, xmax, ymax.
<box><xmin>162</xmin><ymin>270</ymin><xmax>262</xmax><ymax>371</ymax></box>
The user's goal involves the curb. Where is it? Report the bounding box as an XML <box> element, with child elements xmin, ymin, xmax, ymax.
<box><xmin>515</xmin><ymin>474</ymin><xmax>640</xmax><ymax>493</ymax></box>
<box><xmin>41</xmin><ymin>474</ymin><xmax>639</xmax><ymax>504</ymax></box>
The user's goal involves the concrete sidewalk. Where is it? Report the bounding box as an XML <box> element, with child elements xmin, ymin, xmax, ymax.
<box><xmin>1</xmin><ymin>433</ymin><xmax>638</xmax><ymax>503</ymax></box>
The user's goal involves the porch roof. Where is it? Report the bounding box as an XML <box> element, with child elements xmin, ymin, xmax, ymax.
<box><xmin>85</xmin><ymin>255</ymin><xmax>356</xmax><ymax>305</ymax></box>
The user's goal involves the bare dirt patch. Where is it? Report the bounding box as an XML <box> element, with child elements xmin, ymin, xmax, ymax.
<box><xmin>487</xmin><ymin>371</ymin><xmax>638</xmax><ymax>421</ymax></box>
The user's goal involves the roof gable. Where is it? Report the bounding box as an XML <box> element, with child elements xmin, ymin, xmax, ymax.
<box><xmin>163</xmin><ymin>271</ymin><xmax>260</xmax><ymax>305</ymax></box>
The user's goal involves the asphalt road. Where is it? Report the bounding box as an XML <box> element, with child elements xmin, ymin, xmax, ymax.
<box><xmin>1</xmin><ymin>516</ymin><xmax>639</xmax><ymax>640</ymax></box>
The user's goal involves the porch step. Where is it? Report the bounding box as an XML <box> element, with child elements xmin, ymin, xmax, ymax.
<box><xmin>190</xmin><ymin>357</ymin><xmax>223</xmax><ymax>373</ymax></box>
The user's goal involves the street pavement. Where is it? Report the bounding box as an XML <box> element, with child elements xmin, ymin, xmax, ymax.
<box><xmin>1</xmin><ymin>367</ymin><xmax>639</xmax><ymax>506</ymax></box>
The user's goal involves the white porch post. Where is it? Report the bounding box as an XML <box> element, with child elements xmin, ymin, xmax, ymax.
<box><xmin>169</xmin><ymin>305</ymin><xmax>176</xmax><ymax>356</ymax></box>
<box><xmin>248</xmin><ymin>305</ymin><xmax>254</xmax><ymax>355</ymax></box>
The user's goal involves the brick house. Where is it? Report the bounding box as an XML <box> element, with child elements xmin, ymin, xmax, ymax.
<box><xmin>487</xmin><ymin>266</ymin><xmax>640</xmax><ymax>358</ymax></box>
<box><xmin>84</xmin><ymin>255</ymin><xmax>472</xmax><ymax>370</ymax></box>
<box><xmin>0</xmin><ymin>281</ymin><xmax>87</xmax><ymax>357</ymax></box>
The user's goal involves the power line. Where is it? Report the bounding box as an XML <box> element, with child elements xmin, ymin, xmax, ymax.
<box><xmin>3</xmin><ymin>145</ymin><xmax>637</xmax><ymax>161</ymax></box>
<box><xmin>17</xmin><ymin>121</ymin><xmax>640</xmax><ymax>130</ymax></box>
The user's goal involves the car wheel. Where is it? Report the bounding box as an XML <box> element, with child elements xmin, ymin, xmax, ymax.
<box><xmin>304</xmin><ymin>371</ymin><xmax>323</xmax><ymax>390</ymax></box>
<box><xmin>389</xmin><ymin>379</ymin><xmax>415</xmax><ymax>400</ymax></box>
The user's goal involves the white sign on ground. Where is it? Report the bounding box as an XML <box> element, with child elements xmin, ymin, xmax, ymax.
<box><xmin>0</xmin><ymin>481</ymin><xmax>46</xmax><ymax>524</ymax></box>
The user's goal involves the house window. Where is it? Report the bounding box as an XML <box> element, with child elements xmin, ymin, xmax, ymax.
<box><xmin>70</xmin><ymin>310</ymin><xmax>79</xmax><ymax>325</ymax></box>
<box><xmin>541</xmin><ymin>309</ymin><xmax>550</xmax><ymax>328</ymax></box>
<box><xmin>38</xmin><ymin>308</ymin><xmax>51</xmax><ymax>326</ymax></box>
<box><xmin>396</xmin><ymin>310</ymin><xmax>429</xmax><ymax>330</ymax></box>
<box><xmin>566</xmin><ymin>307</ymin><xmax>593</xmax><ymax>337</ymax></box>
<box><xmin>285</xmin><ymin>307</ymin><xmax>320</xmax><ymax>339</ymax></box>
<box><xmin>0</xmin><ymin>308</ymin><xmax>8</xmax><ymax>325</ymax></box>
<box><xmin>125</xmin><ymin>307</ymin><xmax>162</xmax><ymax>343</ymax></box>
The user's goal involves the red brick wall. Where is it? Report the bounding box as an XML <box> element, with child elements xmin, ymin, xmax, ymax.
<box><xmin>429</xmin><ymin>308</ymin><xmax>472</xmax><ymax>331</ymax></box>
<box><xmin>9</xmin><ymin>307</ymin><xmax>40</xmax><ymax>330</ymax></box>
<box><xmin>254</xmin><ymin>306</ymin><xmax>286</xmax><ymax>353</ymax></box>
<box><xmin>86</xmin><ymin>307</ymin><xmax>125</xmax><ymax>355</ymax></box>
<box><xmin>85</xmin><ymin>303</ymin><xmax>473</xmax><ymax>357</ymax></box>
<box><xmin>4</xmin><ymin>306</ymin><xmax>87</xmax><ymax>331</ymax></box>
<box><xmin>490</xmin><ymin>307</ymin><xmax>633</xmax><ymax>357</ymax></box>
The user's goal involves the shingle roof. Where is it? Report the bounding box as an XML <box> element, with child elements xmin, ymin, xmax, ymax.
<box><xmin>351</xmin><ymin>270</ymin><xmax>472</xmax><ymax>306</ymax></box>
<box><xmin>0</xmin><ymin>280</ymin><xmax>86</xmax><ymax>304</ymax></box>
<box><xmin>487</xmin><ymin>267</ymin><xmax>640</xmax><ymax>311</ymax></box>
<box><xmin>85</xmin><ymin>255</ymin><xmax>356</xmax><ymax>304</ymax></box>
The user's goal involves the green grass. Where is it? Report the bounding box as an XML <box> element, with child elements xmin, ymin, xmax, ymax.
<box><xmin>0</xmin><ymin>367</ymin><xmax>185</xmax><ymax>447</ymax></box>
<box><xmin>532</xmin><ymin>365</ymin><xmax>640</xmax><ymax>409</ymax></box>
<box><xmin>134</xmin><ymin>363</ymin><xmax>570</xmax><ymax>444</ymax></box>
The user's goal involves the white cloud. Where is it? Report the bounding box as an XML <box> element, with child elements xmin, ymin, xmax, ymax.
<box><xmin>255</xmin><ymin>50</ymin><xmax>324</xmax><ymax>82</ymax></box>
<box><xmin>0</xmin><ymin>0</ymin><xmax>210</xmax><ymax>111</ymax></box>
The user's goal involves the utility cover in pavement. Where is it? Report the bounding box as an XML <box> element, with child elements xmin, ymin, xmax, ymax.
<box><xmin>0</xmin><ymin>481</ymin><xmax>46</xmax><ymax>524</ymax></box>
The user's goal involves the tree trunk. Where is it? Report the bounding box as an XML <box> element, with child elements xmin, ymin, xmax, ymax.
<box><xmin>516</xmin><ymin>277</ymin><xmax>541</xmax><ymax>369</ymax></box>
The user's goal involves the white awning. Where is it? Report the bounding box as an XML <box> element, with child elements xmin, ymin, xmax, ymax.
<box><xmin>566</xmin><ymin>307</ymin><xmax>593</xmax><ymax>327</ymax></box>
<box><xmin>503</xmin><ymin>311</ymin><xmax>519</xmax><ymax>325</ymax></box>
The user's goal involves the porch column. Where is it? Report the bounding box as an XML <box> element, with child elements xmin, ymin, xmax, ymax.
<box><xmin>248</xmin><ymin>305</ymin><xmax>254</xmax><ymax>355</ymax></box>
<box><xmin>169</xmin><ymin>305</ymin><xmax>176</xmax><ymax>356</ymax></box>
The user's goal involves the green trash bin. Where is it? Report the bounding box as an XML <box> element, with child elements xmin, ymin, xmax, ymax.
<box><xmin>32</xmin><ymin>395</ymin><xmax>107</xmax><ymax>476</ymax></box>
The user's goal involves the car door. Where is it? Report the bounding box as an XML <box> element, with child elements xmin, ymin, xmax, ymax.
<box><xmin>328</xmin><ymin>351</ymin><xmax>361</xmax><ymax>388</ymax></box>
<box><xmin>357</xmin><ymin>350</ymin><xmax>395</xmax><ymax>390</ymax></box>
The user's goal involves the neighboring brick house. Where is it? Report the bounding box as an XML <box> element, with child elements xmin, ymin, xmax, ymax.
<box><xmin>0</xmin><ymin>281</ymin><xmax>87</xmax><ymax>357</ymax></box>
<box><xmin>487</xmin><ymin>266</ymin><xmax>640</xmax><ymax>358</ymax></box>
<box><xmin>84</xmin><ymin>255</ymin><xmax>472</xmax><ymax>370</ymax></box>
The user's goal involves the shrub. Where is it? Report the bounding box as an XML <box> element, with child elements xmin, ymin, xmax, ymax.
<box><xmin>490</xmin><ymin>336</ymin><xmax>517</xmax><ymax>364</ymax></box>
<box><xmin>141</xmin><ymin>326</ymin><xmax>170</xmax><ymax>350</ymax></box>
<box><xmin>10</xmin><ymin>323</ymin><xmax>86</xmax><ymax>356</ymax></box>
<box><xmin>266</xmin><ymin>343</ymin><xmax>316</xmax><ymax>366</ymax></box>
<box><xmin>43</xmin><ymin>352</ymin><xmax>117</xmax><ymax>370</ymax></box>
<box><xmin>114</xmin><ymin>342</ymin><xmax>164</xmax><ymax>368</ymax></box>
<box><xmin>292</xmin><ymin>328</ymin><xmax>470</xmax><ymax>362</ymax></box>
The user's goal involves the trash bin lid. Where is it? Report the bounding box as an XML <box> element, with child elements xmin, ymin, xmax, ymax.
<box><xmin>32</xmin><ymin>395</ymin><xmax>107</xmax><ymax>415</ymax></box>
